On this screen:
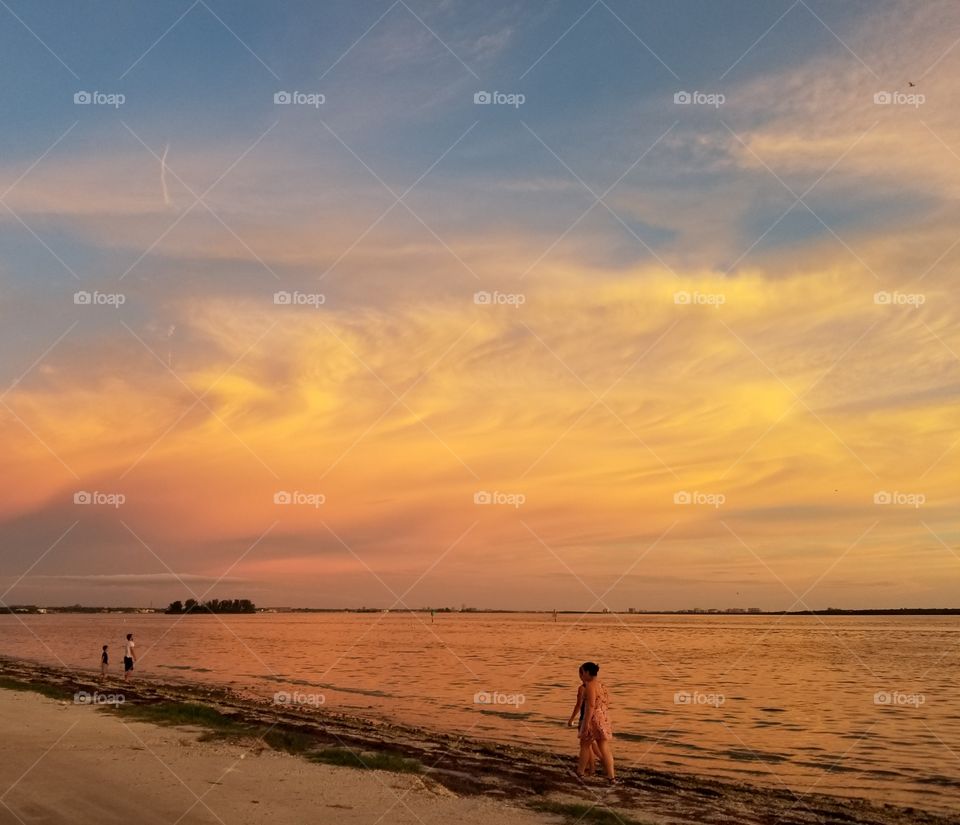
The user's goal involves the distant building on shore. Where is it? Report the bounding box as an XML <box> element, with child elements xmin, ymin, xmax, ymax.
<box><xmin>748</xmin><ymin>607</ymin><xmax>762</xmax><ymax>613</ymax></box>
<box><xmin>725</xmin><ymin>607</ymin><xmax>746</xmax><ymax>613</ymax></box>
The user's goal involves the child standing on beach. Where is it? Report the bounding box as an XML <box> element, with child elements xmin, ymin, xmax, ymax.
<box><xmin>567</xmin><ymin>665</ymin><xmax>602</xmax><ymax>772</ymax></box>
<box><xmin>100</xmin><ymin>645</ymin><xmax>109</xmax><ymax>678</ymax></box>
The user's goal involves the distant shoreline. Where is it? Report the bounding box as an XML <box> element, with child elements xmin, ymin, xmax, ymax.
<box><xmin>4</xmin><ymin>606</ymin><xmax>960</xmax><ymax>616</ymax></box>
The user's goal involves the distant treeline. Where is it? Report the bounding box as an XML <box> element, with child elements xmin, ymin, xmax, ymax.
<box><xmin>165</xmin><ymin>599</ymin><xmax>256</xmax><ymax>614</ymax></box>
<box><xmin>5</xmin><ymin>604</ymin><xmax>960</xmax><ymax>616</ymax></box>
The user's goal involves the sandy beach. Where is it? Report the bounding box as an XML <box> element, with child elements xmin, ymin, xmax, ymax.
<box><xmin>0</xmin><ymin>687</ymin><xmax>553</xmax><ymax>825</ymax></box>
<box><xmin>2</xmin><ymin>657</ymin><xmax>957</xmax><ymax>825</ymax></box>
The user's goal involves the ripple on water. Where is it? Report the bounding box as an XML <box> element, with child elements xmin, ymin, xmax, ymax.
<box><xmin>864</xmin><ymin>768</ymin><xmax>912</xmax><ymax>780</ymax></box>
<box><xmin>723</xmin><ymin>748</ymin><xmax>791</xmax><ymax>764</ymax></box>
<box><xmin>915</xmin><ymin>775</ymin><xmax>960</xmax><ymax>788</ymax></box>
<box><xmin>796</xmin><ymin>760</ymin><xmax>865</xmax><ymax>774</ymax></box>
<box><xmin>476</xmin><ymin>708</ymin><xmax>533</xmax><ymax>721</ymax></box>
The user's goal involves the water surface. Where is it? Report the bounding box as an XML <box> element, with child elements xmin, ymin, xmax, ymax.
<box><xmin>2</xmin><ymin>612</ymin><xmax>957</xmax><ymax>813</ymax></box>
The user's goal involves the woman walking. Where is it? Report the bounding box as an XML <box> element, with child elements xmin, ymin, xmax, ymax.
<box><xmin>577</xmin><ymin>661</ymin><xmax>615</xmax><ymax>782</ymax></box>
<box><xmin>568</xmin><ymin>665</ymin><xmax>603</xmax><ymax>770</ymax></box>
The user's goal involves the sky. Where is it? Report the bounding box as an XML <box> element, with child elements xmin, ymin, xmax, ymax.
<box><xmin>0</xmin><ymin>0</ymin><xmax>957</xmax><ymax>610</ymax></box>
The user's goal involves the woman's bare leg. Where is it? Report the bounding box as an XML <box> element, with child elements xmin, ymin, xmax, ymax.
<box><xmin>598</xmin><ymin>739</ymin><xmax>615</xmax><ymax>779</ymax></box>
<box><xmin>577</xmin><ymin>740</ymin><xmax>595</xmax><ymax>776</ymax></box>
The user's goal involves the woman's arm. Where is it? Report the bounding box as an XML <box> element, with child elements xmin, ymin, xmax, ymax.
<box><xmin>581</xmin><ymin>681</ymin><xmax>596</xmax><ymax>725</ymax></box>
<box><xmin>568</xmin><ymin>685</ymin><xmax>584</xmax><ymax>726</ymax></box>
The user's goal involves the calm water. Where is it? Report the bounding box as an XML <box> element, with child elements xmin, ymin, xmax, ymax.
<box><xmin>2</xmin><ymin>613</ymin><xmax>958</xmax><ymax>813</ymax></box>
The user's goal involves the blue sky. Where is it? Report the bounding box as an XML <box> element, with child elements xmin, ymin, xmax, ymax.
<box><xmin>1</xmin><ymin>0</ymin><xmax>958</xmax><ymax>609</ymax></box>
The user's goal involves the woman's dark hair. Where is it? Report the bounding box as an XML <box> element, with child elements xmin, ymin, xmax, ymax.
<box><xmin>580</xmin><ymin>661</ymin><xmax>600</xmax><ymax>676</ymax></box>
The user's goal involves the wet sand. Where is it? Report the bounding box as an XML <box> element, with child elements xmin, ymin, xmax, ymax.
<box><xmin>1</xmin><ymin>657</ymin><xmax>957</xmax><ymax>825</ymax></box>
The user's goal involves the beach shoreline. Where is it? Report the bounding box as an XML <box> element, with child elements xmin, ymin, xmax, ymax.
<box><xmin>0</xmin><ymin>683</ymin><xmax>553</xmax><ymax>825</ymax></box>
<box><xmin>1</xmin><ymin>655</ymin><xmax>956</xmax><ymax>825</ymax></box>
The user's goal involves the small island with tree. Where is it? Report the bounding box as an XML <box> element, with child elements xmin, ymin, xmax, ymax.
<box><xmin>165</xmin><ymin>598</ymin><xmax>256</xmax><ymax>614</ymax></box>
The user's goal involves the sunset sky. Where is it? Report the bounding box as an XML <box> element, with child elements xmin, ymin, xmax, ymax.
<box><xmin>1</xmin><ymin>0</ymin><xmax>957</xmax><ymax>610</ymax></box>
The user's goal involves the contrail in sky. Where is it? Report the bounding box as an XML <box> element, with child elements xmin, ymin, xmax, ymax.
<box><xmin>160</xmin><ymin>143</ymin><xmax>171</xmax><ymax>206</ymax></box>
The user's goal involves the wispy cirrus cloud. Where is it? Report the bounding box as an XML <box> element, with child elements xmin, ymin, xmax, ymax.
<box><xmin>0</xmin><ymin>0</ymin><xmax>958</xmax><ymax>608</ymax></box>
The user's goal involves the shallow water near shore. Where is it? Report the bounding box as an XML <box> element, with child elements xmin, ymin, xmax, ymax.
<box><xmin>2</xmin><ymin>612</ymin><xmax>958</xmax><ymax>814</ymax></box>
